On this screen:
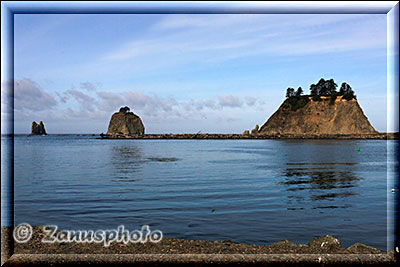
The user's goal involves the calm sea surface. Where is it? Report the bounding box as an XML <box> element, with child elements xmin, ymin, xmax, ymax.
<box><xmin>6</xmin><ymin>135</ymin><xmax>398</xmax><ymax>250</ymax></box>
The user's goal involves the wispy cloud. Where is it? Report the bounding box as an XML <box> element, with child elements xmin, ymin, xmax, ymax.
<box><xmin>65</xmin><ymin>89</ymin><xmax>97</xmax><ymax>112</ymax></box>
<box><xmin>218</xmin><ymin>94</ymin><xmax>243</xmax><ymax>108</ymax></box>
<box><xmin>103</xmin><ymin>14</ymin><xmax>386</xmax><ymax>66</ymax></box>
<box><xmin>153</xmin><ymin>14</ymin><xmax>249</xmax><ymax>29</ymax></box>
<box><xmin>11</xmin><ymin>79</ymin><xmax>266</xmax><ymax>125</ymax></box>
<box><xmin>245</xmin><ymin>96</ymin><xmax>257</xmax><ymax>106</ymax></box>
<box><xmin>13</xmin><ymin>78</ymin><xmax>58</xmax><ymax>111</ymax></box>
<box><xmin>80</xmin><ymin>82</ymin><xmax>97</xmax><ymax>92</ymax></box>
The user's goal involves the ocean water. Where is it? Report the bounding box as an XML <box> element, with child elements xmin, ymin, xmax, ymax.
<box><xmin>5</xmin><ymin>135</ymin><xmax>398</xmax><ymax>250</ymax></box>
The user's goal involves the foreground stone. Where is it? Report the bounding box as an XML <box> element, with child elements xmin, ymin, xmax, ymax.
<box><xmin>308</xmin><ymin>235</ymin><xmax>342</xmax><ymax>253</ymax></box>
<box><xmin>347</xmin><ymin>243</ymin><xmax>382</xmax><ymax>254</ymax></box>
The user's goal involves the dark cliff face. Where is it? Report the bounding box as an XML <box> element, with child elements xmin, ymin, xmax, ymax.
<box><xmin>106</xmin><ymin>108</ymin><xmax>145</xmax><ymax>136</ymax></box>
<box><xmin>30</xmin><ymin>121</ymin><xmax>47</xmax><ymax>135</ymax></box>
<box><xmin>258</xmin><ymin>96</ymin><xmax>377</xmax><ymax>135</ymax></box>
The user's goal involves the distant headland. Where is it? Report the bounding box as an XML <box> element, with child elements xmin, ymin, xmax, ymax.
<box><xmin>99</xmin><ymin>78</ymin><xmax>397</xmax><ymax>140</ymax></box>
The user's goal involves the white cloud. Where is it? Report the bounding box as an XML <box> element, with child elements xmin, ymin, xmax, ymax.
<box><xmin>12</xmin><ymin>78</ymin><xmax>58</xmax><ymax>111</ymax></box>
<box><xmin>245</xmin><ymin>96</ymin><xmax>257</xmax><ymax>106</ymax></box>
<box><xmin>218</xmin><ymin>94</ymin><xmax>243</xmax><ymax>108</ymax></box>
<box><xmin>154</xmin><ymin>14</ymin><xmax>262</xmax><ymax>30</ymax></box>
<box><xmin>96</xmin><ymin>91</ymin><xmax>124</xmax><ymax>111</ymax></box>
<box><xmin>80</xmin><ymin>82</ymin><xmax>97</xmax><ymax>91</ymax></box>
<box><xmin>65</xmin><ymin>89</ymin><xmax>97</xmax><ymax>112</ymax></box>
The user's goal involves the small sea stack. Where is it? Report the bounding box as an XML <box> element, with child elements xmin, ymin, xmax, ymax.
<box><xmin>251</xmin><ymin>125</ymin><xmax>259</xmax><ymax>135</ymax></box>
<box><xmin>29</xmin><ymin>121</ymin><xmax>47</xmax><ymax>136</ymax></box>
<box><xmin>105</xmin><ymin>106</ymin><xmax>145</xmax><ymax>137</ymax></box>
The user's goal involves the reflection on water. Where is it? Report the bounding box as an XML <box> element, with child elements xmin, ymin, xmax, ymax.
<box><xmin>280</xmin><ymin>163</ymin><xmax>361</xmax><ymax>210</ymax></box>
<box><xmin>110</xmin><ymin>179</ymin><xmax>138</xmax><ymax>182</ymax></box>
<box><xmin>110</xmin><ymin>145</ymin><xmax>144</xmax><ymax>182</ymax></box>
<box><xmin>109</xmin><ymin>146</ymin><xmax>180</xmax><ymax>183</ymax></box>
<box><xmin>111</xmin><ymin>145</ymin><xmax>143</xmax><ymax>163</ymax></box>
<box><xmin>286</xmin><ymin>162</ymin><xmax>358</xmax><ymax>166</ymax></box>
<box><xmin>147</xmin><ymin>157</ymin><xmax>179</xmax><ymax>162</ymax></box>
<box><xmin>12</xmin><ymin>136</ymin><xmax>394</xmax><ymax>251</ymax></box>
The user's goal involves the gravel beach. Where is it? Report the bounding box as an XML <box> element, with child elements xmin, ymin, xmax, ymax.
<box><xmin>2</xmin><ymin>226</ymin><xmax>397</xmax><ymax>266</ymax></box>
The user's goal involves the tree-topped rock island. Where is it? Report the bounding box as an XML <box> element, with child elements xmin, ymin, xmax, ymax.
<box><xmin>103</xmin><ymin>106</ymin><xmax>145</xmax><ymax>137</ymax></box>
<box><xmin>258</xmin><ymin>79</ymin><xmax>378</xmax><ymax>136</ymax></box>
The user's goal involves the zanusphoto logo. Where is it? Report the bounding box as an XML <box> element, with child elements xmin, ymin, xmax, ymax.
<box><xmin>13</xmin><ymin>223</ymin><xmax>163</xmax><ymax>247</ymax></box>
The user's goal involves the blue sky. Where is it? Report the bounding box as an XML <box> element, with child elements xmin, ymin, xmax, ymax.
<box><xmin>8</xmin><ymin>14</ymin><xmax>389</xmax><ymax>133</ymax></box>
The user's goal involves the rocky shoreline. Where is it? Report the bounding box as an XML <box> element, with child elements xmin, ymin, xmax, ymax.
<box><xmin>1</xmin><ymin>226</ymin><xmax>396</xmax><ymax>265</ymax></box>
<box><xmin>2</xmin><ymin>226</ymin><xmax>395</xmax><ymax>254</ymax></box>
<box><xmin>99</xmin><ymin>132</ymin><xmax>399</xmax><ymax>140</ymax></box>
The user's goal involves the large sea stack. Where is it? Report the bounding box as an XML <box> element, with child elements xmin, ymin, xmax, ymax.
<box><xmin>30</xmin><ymin>121</ymin><xmax>47</xmax><ymax>136</ymax></box>
<box><xmin>106</xmin><ymin>106</ymin><xmax>145</xmax><ymax>136</ymax></box>
<box><xmin>258</xmin><ymin>95</ymin><xmax>377</xmax><ymax>136</ymax></box>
